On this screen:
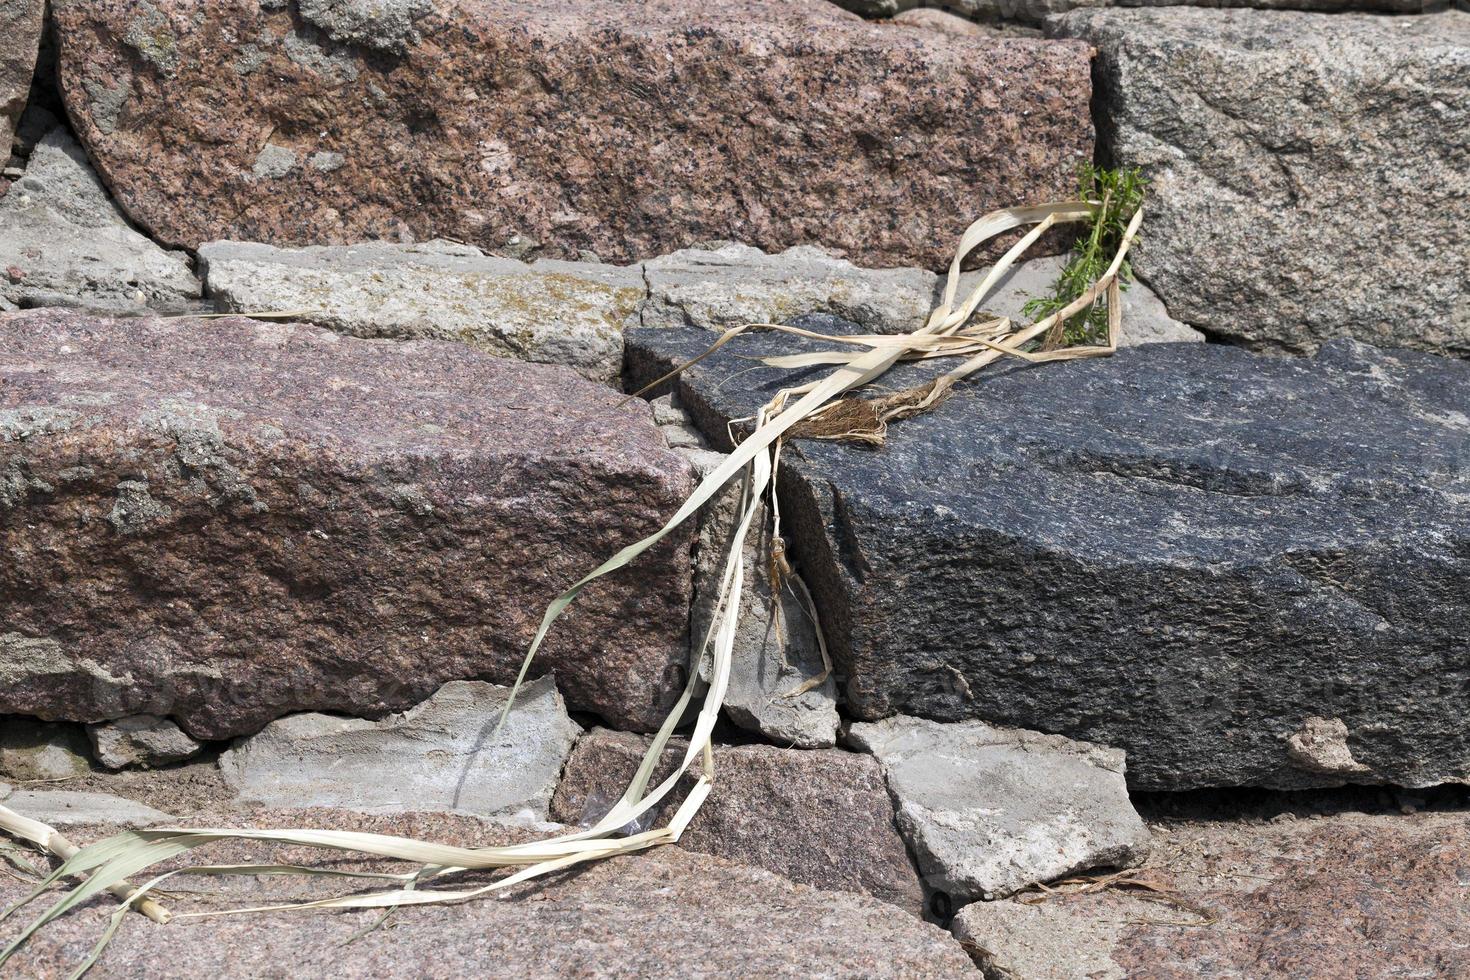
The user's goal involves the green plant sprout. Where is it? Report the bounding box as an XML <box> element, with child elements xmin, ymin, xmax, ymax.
<box><xmin>1024</xmin><ymin>164</ymin><xmax>1147</xmax><ymax>348</ymax></box>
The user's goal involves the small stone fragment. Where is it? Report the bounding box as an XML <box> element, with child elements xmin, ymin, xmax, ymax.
<box><xmin>961</xmin><ymin>253</ymin><xmax>1204</xmax><ymax>345</ymax></box>
<box><xmin>0</xmin><ymin>128</ymin><xmax>201</xmax><ymax>314</ymax></box>
<box><xmin>892</xmin><ymin>8</ymin><xmax>1036</xmax><ymax>38</ymax></box>
<box><xmin>219</xmin><ymin>678</ymin><xmax>582</xmax><ymax>820</ymax></box>
<box><xmin>0</xmin><ymin>790</ymin><xmax>172</xmax><ymax>827</ymax></box>
<box><xmin>648</xmin><ymin>394</ymin><xmax>692</xmax><ymax>429</ymax></box>
<box><xmin>86</xmin><ymin>714</ymin><xmax>203</xmax><ymax>770</ymax></box>
<box><xmin>0</xmin><ymin>717</ymin><xmax>92</xmax><ymax>781</ymax></box>
<box><xmin>951</xmin><ymin>896</ymin><xmax>1126</xmax><ymax>980</ymax></box>
<box><xmin>1285</xmin><ymin>716</ymin><xmax>1371</xmax><ymax>776</ymax></box>
<box><xmin>684</xmin><ymin>440</ymin><xmax>839</xmax><ymax>748</ymax></box>
<box><xmin>250</xmin><ymin>142</ymin><xmax>296</xmax><ymax>179</ymax></box>
<box><xmin>550</xmin><ymin>728</ymin><xmax>923</xmax><ymax>912</ymax></box>
<box><xmin>846</xmin><ymin>715</ymin><xmax>1150</xmax><ymax>901</ymax></box>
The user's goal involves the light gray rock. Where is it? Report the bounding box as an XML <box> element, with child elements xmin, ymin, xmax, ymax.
<box><xmin>639</xmin><ymin>242</ymin><xmax>939</xmax><ymax>336</ymax></box>
<box><xmin>218</xmin><ymin>677</ymin><xmax>582</xmax><ymax>820</ymax></box>
<box><xmin>198</xmin><ymin>239</ymin><xmax>644</xmax><ymax>384</ymax></box>
<box><xmin>835</xmin><ymin>0</ymin><xmax>1430</xmax><ymax>28</ymax></box>
<box><xmin>1049</xmin><ymin>8</ymin><xmax>1470</xmax><ymax>356</ymax></box>
<box><xmin>86</xmin><ymin>714</ymin><xmax>204</xmax><ymax>770</ymax></box>
<box><xmin>649</xmin><ymin>394</ymin><xmax>692</xmax><ymax>429</ymax></box>
<box><xmin>0</xmin><ymin>128</ymin><xmax>202</xmax><ymax>313</ymax></box>
<box><xmin>0</xmin><ymin>717</ymin><xmax>91</xmax><ymax>781</ymax></box>
<box><xmin>846</xmin><ymin>715</ymin><xmax>1150</xmax><ymax>901</ymax></box>
<box><xmin>682</xmin><ymin>446</ymin><xmax>840</xmax><ymax>749</ymax></box>
<box><xmin>962</xmin><ymin>253</ymin><xmax>1204</xmax><ymax>346</ymax></box>
<box><xmin>0</xmin><ymin>788</ymin><xmax>173</xmax><ymax>827</ymax></box>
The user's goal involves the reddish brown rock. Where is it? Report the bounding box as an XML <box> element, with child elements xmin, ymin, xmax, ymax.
<box><xmin>0</xmin><ymin>309</ymin><xmax>692</xmax><ymax>738</ymax></box>
<box><xmin>551</xmin><ymin>728</ymin><xmax>926</xmax><ymax>913</ymax></box>
<box><xmin>0</xmin><ymin>809</ymin><xmax>978</xmax><ymax>978</ymax></box>
<box><xmin>51</xmin><ymin>0</ymin><xmax>1092</xmax><ymax>269</ymax></box>
<box><xmin>951</xmin><ymin>809</ymin><xmax>1470</xmax><ymax>978</ymax></box>
<box><xmin>0</xmin><ymin>0</ymin><xmax>43</xmax><ymax>156</ymax></box>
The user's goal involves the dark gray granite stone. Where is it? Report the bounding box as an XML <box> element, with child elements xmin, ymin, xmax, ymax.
<box><xmin>625</xmin><ymin>320</ymin><xmax>1470</xmax><ymax>790</ymax></box>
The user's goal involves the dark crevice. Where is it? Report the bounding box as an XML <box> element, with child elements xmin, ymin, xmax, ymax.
<box><xmin>1134</xmin><ymin>782</ymin><xmax>1470</xmax><ymax>824</ymax></box>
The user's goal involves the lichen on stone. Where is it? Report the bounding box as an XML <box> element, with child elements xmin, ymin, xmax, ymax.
<box><xmin>106</xmin><ymin>480</ymin><xmax>172</xmax><ymax>535</ymax></box>
<box><xmin>251</xmin><ymin>143</ymin><xmax>297</xmax><ymax>180</ymax></box>
<box><xmin>296</xmin><ymin>0</ymin><xmax>433</xmax><ymax>55</ymax></box>
<box><xmin>122</xmin><ymin>1</ymin><xmax>180</xmax><ymax>75</ymax></box>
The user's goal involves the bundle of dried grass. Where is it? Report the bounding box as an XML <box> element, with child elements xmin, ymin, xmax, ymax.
<box><xmin>0</xmin><ymin>185</ymin><xmax>1143</xmax><ymax>974</ymax></box>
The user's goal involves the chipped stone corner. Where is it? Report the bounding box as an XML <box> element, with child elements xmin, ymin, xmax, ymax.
<box><xmin>1284</xmin><ymin>716</ymin><xmax>1372</xmax><ymax>777</ymax></box>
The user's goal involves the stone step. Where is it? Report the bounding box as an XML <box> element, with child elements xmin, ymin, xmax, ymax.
<box><xmin>625</xmin><ymin>320</ymin><xmax>1470</xmax><ymax>790</ymax></box>
<box><xmin>1048</xmin><ymin>8</ymin><xmax>1470</xmax><ymax>357</ymax></box>
<box><xmin>51</xmin><ymin>0</ymin><xmax>1092</xmax><ymax>269</ymax></box>
<box><xmin>0</xmin><ymin>810</ymin><xmax>978</xmax><ymax>978</ymax></box>
<box><xmin>0</xmin><ymin>309</ymin><xmax>693</xmax><ymax>739</ymax></box>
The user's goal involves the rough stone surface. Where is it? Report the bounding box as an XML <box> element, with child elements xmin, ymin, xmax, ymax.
<box><xmin>52</xmin><ymin>0</ymin><xmax>1092</xmax><ymax>269</ymax></box>
<box><xmin>639</xmin><ymin>243</ymin><xmax>941</xmax><ymax>336</ymax></box>
<box><xmin>835</xmin><ymin>0</ymin><xmax>1433</xmax><ymax>27</ymax></box>
<box><xmin>0</xmin><ymin>787</ymin><xmax>173</xmax><ymax>827</ymax></box>
<box><xmin>199</xmin><ymin>239</ymin><xmax>644</xmax><ymax>383</ymax></box>
<box><xmin>847</xmin><ymin>715</ymin><xmax>1150</xmax><ymax>901</ymax></box>
<box><xmin>0</xmin><ymin>128</ymin><xmax>201</xmax><ymax>313</ymax></box>
<box><xmin>960</xmin><ymin>253</ymin><xmax>1203</xmax><ymax>345</ymax></box>
<box><xmin>1050</xmin><ymin>8</ymin><xmax>1470</xmax><ymax>356</ymax></box>
<box><xmin>0</xmin><ymin>717</ymin><xmax>92</xmax><ymax>781</ymax></box>
<box><xmin>550</xmin><ymin>728</ymin><xmax>924</xmax><ymax>912</ymax></box>
<box><xmin>951</xmin><ymin>809</ymin><xmax>1470</xmax><ymax>979</ymax></box>
<box><xmin>0</xmin><ymin>0</ymin><xmax>43</xmax><ymax>159</ymax></box>
<box><xmin>625</xmin><ymin>323</ymin><xmax>1470</xmax><ymax>790</ymax></box>
<box><xmin>219</xmin><ymin>677</ymin><xmax>582</xmax><ymax>819</ymax></box>
<box><xmin>0</xmin><ymin>819</ymin><xmax>975</xmax><ymax>979</ymax></box>
<box><xmin>679</xmin><ymin>441</ymin><xmax>840</xmax><ymax>749</ymax></box>
<box><xmin>0</xmin><ymin>309</ymin><xmax>693</xmax><ymax>738</ymax></box>
<box><xmin>86</xmin><ymin>714</ymin><xmax>202</xmax><ymax>770</ymax></box>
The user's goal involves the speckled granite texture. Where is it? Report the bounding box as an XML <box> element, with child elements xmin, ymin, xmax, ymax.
<box><xmin>51</xmin><ymin>0</ymin><xmax>1092</xmax><ymax>269</ymax></box>
<box><xmin>0</xmin><ymin>309</ymin><xmax>693</xmax><ymax>737</ymax></box>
